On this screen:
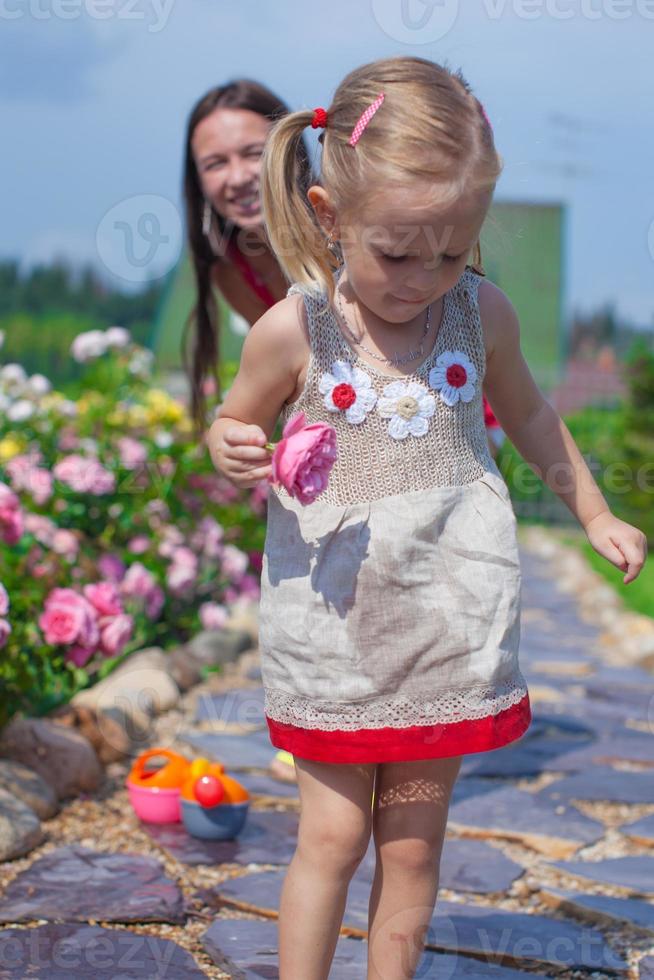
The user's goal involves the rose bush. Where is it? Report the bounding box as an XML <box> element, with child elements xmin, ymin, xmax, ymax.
<box><xmin>0</xmin><ymin>328</ymin><xmax>267</xmax><ymax>727</ymax></box>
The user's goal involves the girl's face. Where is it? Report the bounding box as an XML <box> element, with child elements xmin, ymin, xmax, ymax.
<box><xmin>192</xmin><ymin>107</ymin><xmax>272</xmax><ymax>231</ymax></box>
<box><xmin>311</xmin><ymin>182</ymin><xmax>493</xmax><ymax>324</ymax></box>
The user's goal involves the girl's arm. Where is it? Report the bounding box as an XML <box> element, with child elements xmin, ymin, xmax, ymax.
<box><xmin>206</xmin><ymin>293</ymin><xmax>308</xmax><ymax>488</ymax></box>
<box><xmin>479</xmin><ymin>280</ymin><xmax>648</xmax><ymax>584</ymax></box>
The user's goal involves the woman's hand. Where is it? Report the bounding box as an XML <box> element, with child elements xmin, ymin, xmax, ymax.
<box><xmin>584</xmin><ymin>511</ymin><xmax>648</xmax><ymax>585</ymax></box>
<box><xmin>207</xmin><ymin>419</ymin><xmax>272</xmax><ymax>489</ymax></box>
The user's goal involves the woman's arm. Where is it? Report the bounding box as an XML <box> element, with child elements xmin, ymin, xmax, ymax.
<box><xmin>479</xmin><ymin>280</ymin><xmax>647</xmax><ymax>583</ymax></box>
<box><xmin>206</xmin><ymin>292</ymin><xmax>308</xmax><ymax>488</ymax></box>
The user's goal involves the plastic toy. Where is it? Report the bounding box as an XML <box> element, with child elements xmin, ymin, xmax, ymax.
<box><xmin>126</xmin><ymin>749</ymin><xmax>250</xmax><ymax>839</ymax></box>
<box><xmin>180</xmin><ymin>760</ymin><xmax>250</xmax><ymax>840</ymax></box>
<box><xmin>126</xmin><ymin>748</ymin><xmax>190</xmax><ymax>824</ymax></box>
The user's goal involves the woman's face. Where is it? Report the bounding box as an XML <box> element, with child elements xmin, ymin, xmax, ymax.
<box><xmin>192</xmin><ymin>107</ymin><xmax>271</xmax><ymax>231</ymax></box>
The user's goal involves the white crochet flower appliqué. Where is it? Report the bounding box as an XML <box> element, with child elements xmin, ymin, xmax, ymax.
<box><xmin>428</xmin><ymin>350</ymin><xmax>477</xmax><ymax>406</ymax></box>
<box><xmin>319</xmin><ymin>360</ymin><xmax>377</xmax><ymax>424</ymax></box>
<box><xmin>377</xmin><ymin>380</ymin><xmax>436</xmax><ymax>440</ymax></box>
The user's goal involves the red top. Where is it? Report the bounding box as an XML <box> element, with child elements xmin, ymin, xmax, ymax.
<box><xmin>225</xmin><ymin>238</ymin><xmax>277</xmax><ymax>309</ymax></box>
<box><xmin>227</xmin><ymin>242</ymin><xmax>500</xmax><ymax>432</ymax></box>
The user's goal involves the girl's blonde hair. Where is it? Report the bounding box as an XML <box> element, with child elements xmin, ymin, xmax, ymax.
<box><xmin>259</xmin><ymin>56</ymin><xmax>503</xmax><ymax>307</ymax></box>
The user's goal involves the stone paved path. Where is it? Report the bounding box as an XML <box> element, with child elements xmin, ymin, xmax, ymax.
<box><xmin>0</xmin><ymin>542</ymin><xmax>653</xmax><ymax>978</ymax></box>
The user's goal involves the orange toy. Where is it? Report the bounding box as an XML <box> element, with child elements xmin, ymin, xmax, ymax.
<box><xmin>128</xmin><ymin>749</ymin><xmax>190</xmax><ymax>789</ymax></box>
<box><xmin>181</xmin><ymin>762</ymin><xmax>250</xmax><ymax>804</ymax></box>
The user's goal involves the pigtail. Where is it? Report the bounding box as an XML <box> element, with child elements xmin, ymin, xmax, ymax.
<box><xmin>259</xmin><ymin>112</ymin><xmax>337</xmax><ymax>307</ymax></box>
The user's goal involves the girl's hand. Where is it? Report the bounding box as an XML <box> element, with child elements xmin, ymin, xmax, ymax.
<box><xmin>584</xmin><ymin>511</ymin><xmax>648</xmax><ymax>585</ymax></box>
<box><xmin>209</xmin><ymin>421</ymin><xmax>273</xmax><ymax>489</ymax></box>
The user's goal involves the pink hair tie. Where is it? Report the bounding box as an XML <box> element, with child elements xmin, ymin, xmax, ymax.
<box><xmin>348</xmin><ymin>92</ymin><xmax>385</xmax><ymax>147</ymax></box>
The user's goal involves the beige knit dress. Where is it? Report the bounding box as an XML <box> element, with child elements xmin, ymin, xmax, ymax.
<box><xmin>258</xmin><ymin>264</ymin><xmax>532</xmax><ymax>763</ymax></box>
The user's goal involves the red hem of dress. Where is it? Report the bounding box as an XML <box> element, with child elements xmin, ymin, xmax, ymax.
<box><xmin>265</xmin><ymin>692</ymin><xmax>532</xmax><ymax>763</ymax></box>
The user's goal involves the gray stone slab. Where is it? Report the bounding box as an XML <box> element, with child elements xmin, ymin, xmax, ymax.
<box><xmin>236</xmin><ymin>770</ymin><xmax>299</xmax><ymax>799</ymax></box>
<box><xmin>640</xmin><ymin>955</ymin><xmax>654</xmax><ymax>979</ymax></box>
<box><xmin>423</xmin><ymin>900</ymin><xmax>627</xmax><ymax>974</ymax></box>
<box><xmin>0</xmin><ymin>844</ymin><xmax>185</xmax><ymax>924</ymax></box>
<box><xmin>582</xmin><ymin>678</ymin><xmax>654</xmax><ymax>713</ymax></box>
<box><xmin>539</xmin><ymin>766</ymin><xmax>654</xmax><ymax>805</ymax></box>
<box><xmin>202</xmin><ymin>917</ymin><xmax>547</xmax><ymax>978</ymax></box>
<box><xmin>356</xmin><ymin>837</ymin><xmax>524</xmax><ymax>895</ymax></box>
<box><xmin>552</xmin><ymin>856</ymin><xmax>654</xmax><ymax>895</ymax></box>
<box><xmin>551</xmin><ymin>735</ymin><xmax>654</xmax><ymax>770</ymax></box>
<box><xmin>195</xmin><ymin>687</ymin><xmax>266</xmax><ymax>728</ymax></box>
<box><xmin>211</xmin><ymin>871</ymin><xmax>624</xmax><ymax>973</ymax></box>
<box><xmin>620</xmin><ymin>813</ymin><xmax>654</xmax><ymax>845</ymax></box>
<box><xmin>0</xmin><ymin>923</ymin><xmax>207</xmax><ymax>978</ymax></box>
<box><xmin>145</xmin><ymin>809</ymin><xmax>299</xmax><ymax>866</ymax></box>
<box><xmin>464</xmin><ymin>736</ymin><xmax>596</xmax><ymax>778</ymax></box>
<box><xmin>179</xmin><ymin>729</ymin><xmax>274</xmax><ymax>769</ymax></box>
<box><xmin>543</xmin><ymin>886</ymin><xmax>654</xmax><ymax>932</ymax></box>
<box><xmin>448</xmin><ymin>779</ymin><xmax>604</xmax><ymax>850</ymax></box>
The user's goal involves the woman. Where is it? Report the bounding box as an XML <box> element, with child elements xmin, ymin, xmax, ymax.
<box><xmin>182</xmin><ymin>79</ymin><xmax>314</xmax><ymax>784</ymax></box>
<box><xmin>181</xmin><ymin>78</ymin><xmax>314</xmax><ymax>436</ymax></box>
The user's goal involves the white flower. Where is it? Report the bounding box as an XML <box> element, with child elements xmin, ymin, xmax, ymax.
<box><xmin>319</xmin><ymin>360</ymin><xmax>376</xmax><ymax>423</ymax></box>
<box><xmin>6</xmin><ymin>399</ymin><xmax>34</xmax><ymax>422</ymax></box>
<box><xmin>154</xmin><ymin>430</ymin><xmax>174</xmax><ymax>449</ymax></box>
<box><xmin>0</xmin><ymin>363</ymin><xmax>27</xmax><ymax>387</ymax></box>
<box><xmin>128</xmin><ymin>349</ymin><xmax>154</xmax><ymax>376</ymax></box>
<box><xmin>428</xmin><ymin>350</ymin><xmax>477</xmax><ymax>406</ymax></box>
<box><xmin>0</xmin><ymin>330</ymin><xmax>5</xmax><ymax>349</ymax></box>
<box><xmin>26</xmin><ymin>374</ymin><xmax>51</xmax><ymax>397</ymax></box>
<box><xmin>105</xmin><ymin>326</ymin><xmax>130</xmax><ymax>349</ymax></box>
<box><xmin>377</xmin><ymin>379</ymin><xmax>435</xmax><ymax>440</ymax></box>
<box><xmin>71</xmin><ymin>330</ymin><xmax>108</xmax><ymax>363</ymax></box>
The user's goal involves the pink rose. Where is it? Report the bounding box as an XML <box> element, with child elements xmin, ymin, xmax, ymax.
<box><xmin>145</xmin><ymin>585</ymin><xmax>165</xmax><ymax>620</ymax></box>
<box><xmin>98</xmin><ymin>554</ymin><xmax>126</xmax><ymax>583</ymax></box>
<box><xmin>83</xmin><ymin>582</ymin><xmax>123</xmax><ymax>617</ymax></box>
<box><xmin>0</xmin><ymin>619</ymin><xmax>12</xmax><ymax>648</ymax></box>
<box><xmin>127</xmin><ymin>535</ymin><xmax>150</xmax><ymax>555</ymax></box>
<box><xmin>99</xmin><ymin>613</ymin><xmax>133</xmax><ymax>656</ymax></box>
<box><xmin>0</xmin><ymin>481</ymin><xmax>24</xmax><ymax>545</ymax></box>
<box><xmin>199</xmin><ymin>602</ymin><xmax>228</xmax><ymax>631</ymax></box>
<box><xmin>53</xmin><ymin>454</ymin><xmax>115</xmax><ymax>495</ymax></box>
<box><xmin>268</xmin><ymin>412</ymin><xmax>337</xmax><ymax>505</ymax></box>
<box><xmin>65</xmin><ymin>644</ymin><xmax>96</xmax><ymax>668</ymax></box>
<box><xmin>221</xmin><ymin>544</ymin><xmax>248</xmax><ymax>580</ymax></box>
<box><xmin>120</xmin><ymin>561</ymin><xmax>156</xmax><ymax>598</ymax></box>
<box><xmin>39</xmin><ymin>587</ymin><xmax>100</xmax><ymax>649</ymax></box>
<box><xmin>51</xmin><ymin>529</ymin><xmax>79</xmax><ymax>557</ymax></box>
<box><xmin>117</xmin><ymin>436</ymin><xmax>147</xmax><ymax>471</ymax></box>
<box><xmin>0</xmin><ymin>583</ymin><xmax>9</xmax><ymax>617</ymax></box>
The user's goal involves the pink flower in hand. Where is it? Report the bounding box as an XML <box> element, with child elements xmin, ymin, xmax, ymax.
<box><xmin>267</xmin><ymin>412</ymin><xmax>337</xmax><ymax>505</ymax></box>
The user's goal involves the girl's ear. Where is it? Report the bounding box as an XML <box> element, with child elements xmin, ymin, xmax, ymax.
<box><xmin>307</xmin><ymin>184</ymin><xmax>337</xmax><ymax>236</ymax></box>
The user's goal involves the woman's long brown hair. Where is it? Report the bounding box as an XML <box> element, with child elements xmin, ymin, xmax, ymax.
<box><xmin>181</xmin><ymin>79</ymin><xmax>314</xmax><ymax>438</ymax></box>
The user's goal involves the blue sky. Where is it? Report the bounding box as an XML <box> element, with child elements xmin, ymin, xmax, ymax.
<box><xmin>2</xmin><ymin>0</ymin><xmax>653</xmax><ymax>327</ymax></box>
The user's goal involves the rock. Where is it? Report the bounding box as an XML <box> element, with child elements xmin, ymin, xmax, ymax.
<box><xmin>0</xmin><ymin>717</ymin><xmax>103</xmax><ymax>800</ymax></box>
<box><xmin>0</xmin><ymin>786</ymin><xmax>44</xmax><ymax>861</ymax></box>
<box><xmin>47</xmin><ymin>704</ymin><xmax>130</xmax><ymax>764</ymax></box>
<box><xmin>182</xmin><ymin>628</ymin><xmax>253</xmax><ymax>669</ymax></box>
<box><xmin>145</xmin><ymin>810</ymin><xmax>299</xmax><ymax>867</ymax></box>
<box><xmin>168</xmin><ymin>646</ymin><xmax>203</xmax><ymax>691</ymax></box>
<box><xmin>0</xmin><ymin>760</ymin><xmax>59</xmax><ymax>819</ymax></box>
<box><xmin>73</xmin><ymin>656</ymin><xmax>180</xmax><ymax>742</ymax></box>
<box><xmin>225</xmin><ymin>601</ymin><xmax>259</xmax><ymax>645</ymax></box>
<box><xmin>0</xmin><ymin>844</ymin><xmax>186</xmax><ymax>924</ymax></box>
<box><xmin>0</xmin><ymin>923</ymin><xmax>208</xmax><ymax>979</ymax></box>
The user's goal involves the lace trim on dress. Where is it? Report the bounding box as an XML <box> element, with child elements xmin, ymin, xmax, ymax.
<box><xmin>264</xmin><ymin>674</ymin><xmax>528</xmax><ymax>731</ymax></box>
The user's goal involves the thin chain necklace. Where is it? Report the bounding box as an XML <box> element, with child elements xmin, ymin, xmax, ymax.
<box><xmin>335</xmin><ymin>279</ymin><xmax>431</xmax><ymax>368</ymax></box>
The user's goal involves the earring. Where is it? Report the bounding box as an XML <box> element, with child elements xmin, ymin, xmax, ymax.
<box><xmin>202</xmin><ymin>199</ymin><xmax>212</xmax><ymax>236</ymax></box>
<box><xmin>326</xmin><ymin>229</ymin><xmax>338</xmax><ymax>252</ymax></box>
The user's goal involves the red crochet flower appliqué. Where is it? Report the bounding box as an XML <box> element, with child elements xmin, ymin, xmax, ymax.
<box><xmin>331</xmin><ymin>383</ymin><xmax>357</xmax><ymax>410</ymax></box>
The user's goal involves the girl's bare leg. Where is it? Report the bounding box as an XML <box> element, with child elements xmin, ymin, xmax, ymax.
<box><xmin>278</xmin><ymin>755</ymin><xmax>377</xmax><ymax>979</ymax></box>
<box><xmin>366</xmin><ymin>755</ymin><xmax>463</xmax><ymax>980</ymax></box>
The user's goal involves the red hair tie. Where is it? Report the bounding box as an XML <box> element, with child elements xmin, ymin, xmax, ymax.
<box><xmin>311</xmin><ymin>107</ymin><xmax>328</xmax><ymax>129</ymax></box>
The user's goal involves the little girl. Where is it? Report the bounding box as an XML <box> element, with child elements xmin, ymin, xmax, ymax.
<box><xmin>207</xmin><ymin>56</ymin><xmax>647</xmax><ymax>980</ymax></box>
